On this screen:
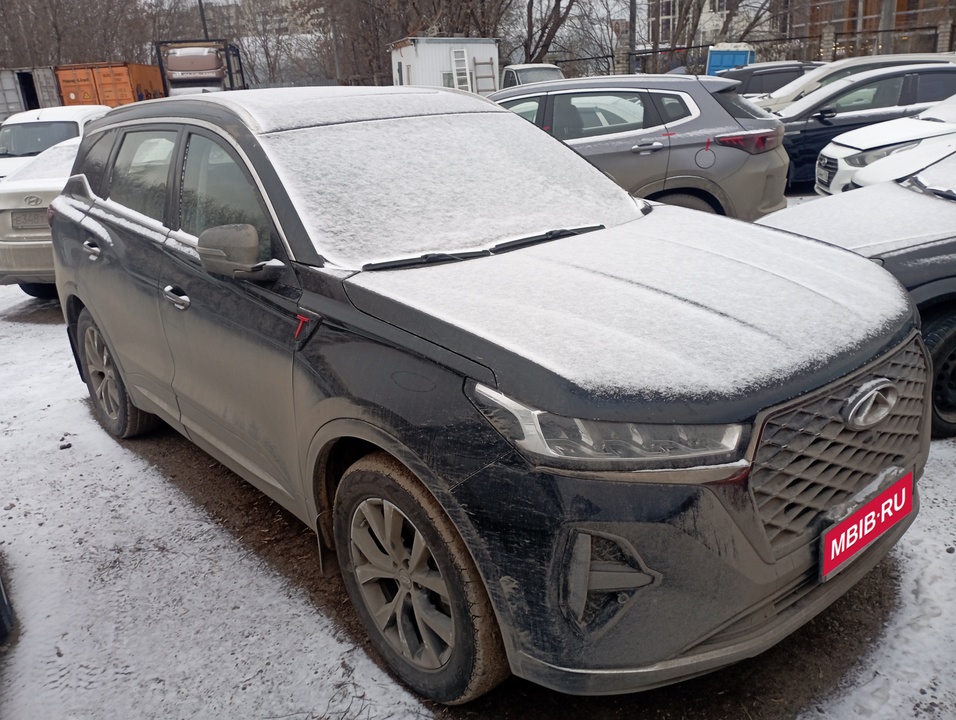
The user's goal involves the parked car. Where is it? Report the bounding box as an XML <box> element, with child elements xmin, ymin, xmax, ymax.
<box><xmin>0</xmin><ymin>105</ymin><xmax>108</xmax><ymax>179</ymax></box>
<box><xmin>852</xmin><ymin>136</ymin><xmax>956</xmax><ymax>187</ymax></box>
<box><xmin>717</xmin><ymin>60</ymin><xmax>824</xmax><ymax>96</ymax></box>
<box><xmin>815</xmin><ymin>93</ymin><xmax>956</xmax><ymax>194</ymax></box>
<box><xmin>52</xmin><ymin>86</ymin><xmax>929</xmax><ymax>704</ymax></box>
<box><xmin>489</xmin><ymin>74</ymin><xmax>788</xmax><ymax>220</ymax></box>
<box><xmin>778</xmin><ymin>62</ymin><xmax>956</xmax><ymax>184</ymax></box>
<box><xmin>755</xmin><ymin>52</ymin><xmax>956</xmax><ymax>113</ymax></box>
<box><xmin>761</xmin><ymin>150</ymin><xmax>956</xmax><ymax>436</ymax></box>
<box><xmin>500</xmin><ymin>63</ymin><xmax>564</xmax><ymax>88</ymax></box>
<box><xmin>0</xmin><ymin>137</ymin><xmax>80</xmax><ymax>298</ymax></box>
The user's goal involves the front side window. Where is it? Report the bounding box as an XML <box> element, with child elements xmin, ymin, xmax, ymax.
<box><xmin>830</xmin><ymin>76</ymin><xmax>904</xmax><ymax>112</ymax></box>
<box><xmin>180</xmin><ymin>133</ymin><xmax>272</xmax><ymax>258</ymax></box>
<box><xmin>107</xmin><ymin>130</ymin><xmax>177</xmax><ymax>222</ymax></box>
<box><xmin>500</xmin><ymin>97</ymin><xmax>543</xmax><ymax>123</ymax></box>
<box><xmin>552</xmin><ymin>91</ymin><xmax>655</xmax><ymax>140</ymax></box>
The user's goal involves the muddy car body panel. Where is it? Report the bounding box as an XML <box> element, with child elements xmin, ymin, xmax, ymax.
<box><xmin>51</xmin><ymin>87</ymin><xmax>930</xmax><ymax>701</ymax></box>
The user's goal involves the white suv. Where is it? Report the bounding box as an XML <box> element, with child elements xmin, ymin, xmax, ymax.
<box><xmin>0</xmin><ymin>104</ymin><xmax>110</xmax><ymax>179</ymax></box>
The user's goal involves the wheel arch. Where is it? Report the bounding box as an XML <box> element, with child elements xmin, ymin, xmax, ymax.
<box><xmin>646</xmin><ymin>178</ymin><xmax>728</xmax><ymax>215</ymax></box>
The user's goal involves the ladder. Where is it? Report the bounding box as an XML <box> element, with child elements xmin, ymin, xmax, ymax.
<box><xmin>451</xmin><ymin>48</ymin><xmax>471</xmax><ymax>92</ymax></box>
<box><xmin>473</xmin><ymin>57</ymin><xmax>497</xmax><ymax>95</ymax></box>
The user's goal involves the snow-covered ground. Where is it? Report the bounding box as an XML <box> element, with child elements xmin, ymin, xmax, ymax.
<box><xmin>0</xmin><ymin>269</ymin><xmax>953</xmax><ymax>718</ymax></box>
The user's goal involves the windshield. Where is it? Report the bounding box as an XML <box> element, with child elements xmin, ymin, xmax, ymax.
<box><xmin>516</xmin><ymin>66</ymin><xmax>564</xmax><ymax>84</ymax></box>
<box><xmin>0</xmin><ymin>121</ymin><xmax>79</xmax><ymax>158</ymax></box>
<box><xmin>258</xmin><ymin>111</ymin><xmax>643</xmax><ymax>268</ymax></box>
<box><xmin>777</xmin><ymin>77</ymin><xmax>855</xmax><ymax>118</ymax></box>
<box><xmin>7</xmin><ymin>139</ymin><xmax>79</xmax><ymax>181</ymax></box>
<box><xmin>912</xmin><ymin>152</ymin><xmax>956</xmax><ymax>197</ymax></box>
<box><xmin>767</xmin><ymin>62</ymin><xmax>835</xmax><ymax>99</ymax></box>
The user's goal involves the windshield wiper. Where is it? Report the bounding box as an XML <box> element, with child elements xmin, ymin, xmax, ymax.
<box><xmin>930</xmin><ymin>187</ymin><xmax>956</xmax><ymax>202</ymax></box>
<box><xmin>489</xmin><ymin>224</ymin><xmax>604</xmax><ymax>254</ymax></box>
<box><xmin>362</xmin><ymin>249</ymin><xmax>491</xmax><ymax>271</ymax></box>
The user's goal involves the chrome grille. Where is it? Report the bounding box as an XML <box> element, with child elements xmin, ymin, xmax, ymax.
<box><xmin>750</xmin><ymin>337</ymin><xmax>927</xmax><ymax>557</ymax></box>
<box><xmin>815</xmin><ymin>155</ymin><xmax>838</xmax><ymax>188</ymax></box>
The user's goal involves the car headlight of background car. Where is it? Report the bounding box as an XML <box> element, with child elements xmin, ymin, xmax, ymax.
<box><xmin>469</xmin><ymin>383</ymin><xmax>746</xmax><ymax>470</ymax></box>
<box><xmin>845</xmin><ymin>140</ymin><xmax>921</xmax><ymax>168</ymax></box>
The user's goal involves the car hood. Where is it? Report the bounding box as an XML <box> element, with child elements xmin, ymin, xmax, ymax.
<box><xmin>759</xmin><ymin>182</ymin><xmax>956</xmax><ymax>257</ymax></box>
<box><xmin>829</xmin><ymin>116</ymin><xmax>956</xmax><ymax>151</ymax></box>
<box><xmin>345</xmin><ymin>207</ymin><xmax>913</xmax><ymax>424</ymax></box>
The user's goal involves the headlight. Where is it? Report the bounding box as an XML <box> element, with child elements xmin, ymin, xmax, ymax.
<box><xmin>845</xmin><ymin>140</ymin><xmax>920</xmax><ymax>168</ymax></box>
<box><xmin>468</xmin><ymin>383</ymin><xmax>746</xmax><ymax>469</ymax></box>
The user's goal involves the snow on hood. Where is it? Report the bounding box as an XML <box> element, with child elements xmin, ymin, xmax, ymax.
<box><xmin>829</xmin><ymin>115</ymin><xmax>956</xmax><ymax>151</ymax></box>
<box><xmin>0</xmin><ymin>156</ymin><xmax>32</xmax><ymax>179</ymax></box>
<box><xmin>346</xmin><ymin>206</ymin><xmax>912</xmax><ymax>418</ymax></box>
<box><xmin>759</xmin><ymin>182</ymin><xmax>956</xmax><ymax>256</ymax></box>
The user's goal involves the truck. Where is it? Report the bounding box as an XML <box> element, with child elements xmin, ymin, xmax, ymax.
<box><xmin>155</xmin><ymin>40</ymin><xmax>247</xmax><ymax>96</ymax></box>
<box><xmin>55</xmin><ymin>62</ymin><xmax>164</xmax><ymax>107</ymax></box>
<box><xmin>0</xmin><ymin>67</ymin><xmax>61</xmax><ymax>122</ymax></box>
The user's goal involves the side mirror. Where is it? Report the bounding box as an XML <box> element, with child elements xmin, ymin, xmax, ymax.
<box><xmin>197</xmin><ymin>224</ymin><xmax>283</xmax><ymax>282</ymax></box>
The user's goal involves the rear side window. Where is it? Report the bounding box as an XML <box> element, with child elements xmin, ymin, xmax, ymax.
<box><xmin>77</xmin><ymin>129</ymin><xmax>117</xmax><ymax>196</ymax></box>
<box><xmin>749</xmin><ymin>69</ymin><xmax>802</xmax><ymax>94</ymax></box>
<box><xmin>712</xmin><ymin>89</ymin><xmax>773</xmax><ymax>119</ymax></box>
<box><xmin>916</xmin><ymin>72</ymin><xmax>956</xmax><ymax>103</ymax></box>
<box><xmin>107</xmin><ymin>130</ymin><xmax>177</xmax><ymax>222</ymax></box>
<box><xmin>654</xmin><ymin>93</ymin><xmax>692</xmax><ymax>123</ymax></box>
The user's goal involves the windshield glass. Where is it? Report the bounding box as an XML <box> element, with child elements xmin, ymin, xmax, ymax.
<box><xmin>517</xmin><ymin>66</ymin><xmax>563</xmax><ymax>84</ymax></box>
<box><xmin>778</xmin><ymin>78</ymin><xmax>854</xmax><ymax>118</ymax></box>
<box><xmin>259</xmin><ymin>111</ymin><xmax>643</xmax><ymax>268</ymax></box>
<box><xmin>0</xmin><ymin>121</ymin><xmax>79</xmax><ymax>158</ymax></box>
<box><xmin>7</xmin><ymin>139</ymin><xmax>79</xmax><ymax>181</ymax></box>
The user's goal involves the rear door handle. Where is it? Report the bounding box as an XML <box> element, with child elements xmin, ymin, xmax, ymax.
<box><xmin>631</xmin><ymin>141</ymin><xmax>664</xmax><ymax>154</ymax></box>
<box><xmin>162</xmin><ymin>285</ymin><xmax>190</xmax><ymax>310</ymax></box>
<box><xmin>82</xmin><ymin>240</ymin><xmax>101</xmax><ymax>258</ymax></box>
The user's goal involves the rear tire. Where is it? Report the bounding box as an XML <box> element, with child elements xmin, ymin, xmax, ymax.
<box><xmin>659</xmin><ymin>192</ymin><xmax>717</xmax><ymax>213</ymax></box>
<box><xmin>923</xmin><ymin>315</ymin><xmax>956</xmax><ymax>438</ymax></box>
<box><xmin>76</xmin><ymin>308</ymin><xmax>159</xmax><ymax>438</ymax></box>
<box><xmin>334</xmin><ymin>453</ymin><xmax>508</xmax><ymax>704</ymax></box>
<box><xmin>18</xmin><ymin>282</ymin><xmax>57</xmax><ymax>299</ymax></box>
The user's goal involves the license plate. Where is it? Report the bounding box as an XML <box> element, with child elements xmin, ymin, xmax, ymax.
<box><xmin>815</xmin><ymin>165</ymin><xmax>830</xmax><ymax>187</ymax></box>
<box><xmin>820</xmin><ymin>472</ymin><xmax>913</xmax><ymax>581</ymax></box>
<box><xmin>11</xmin><ymin>209</ymin><xmax>47</xmax><ymax>230</ymax></box>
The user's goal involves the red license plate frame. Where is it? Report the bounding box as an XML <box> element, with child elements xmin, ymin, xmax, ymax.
<box><xmin>820</xmin><ymin>471</ymin><xmax>914</xmax><ymax>581</ymax></box>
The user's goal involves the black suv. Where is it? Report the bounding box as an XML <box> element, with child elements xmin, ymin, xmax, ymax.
<box><xmin>717</xmin><ymin>60</ymin><xmax>824</xmax><ymax>95</ymax></box>
<box><xmin>50</xmin><ymin>87</ymin><xmax>929</xmax><ymax>703</ymax></box>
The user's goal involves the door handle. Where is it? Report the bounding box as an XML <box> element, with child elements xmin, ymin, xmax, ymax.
<box><xmin>82</xmin><ymin>240</ymin><xmax>101</xmax><ymax>258</ymax></box>
<box><xmin>162</xmin><ymin>285</ymin><xmax>190</xmax><ymax>310</ymax></box>
<box><xmin>631</xmin><ymin>141</ymin><xmax>664</xmax><ymax>154</ymax></box>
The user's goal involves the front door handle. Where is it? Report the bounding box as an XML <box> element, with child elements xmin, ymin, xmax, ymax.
<box><xmin>631</xmin><ymin>141</ymin><xmax>664</xmax><ymax>154</ymax></box>
<box><xmin>82</xmin><ymin>240</ymin><xmax>101</xmax><ymax>258</ymax></box>
<box><xmin>163</xmin><ymin>285</ymin><xmax>190</xmax><ymax>310</ymax></box>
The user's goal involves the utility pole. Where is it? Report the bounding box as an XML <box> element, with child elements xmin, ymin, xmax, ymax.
<box><xmin>198</xmin><ymin>0</ymin><xmax>210</xmax><ymax>40</ymax></box>
<box><xmin>629</xmin><ymin>0</ymin><xmax>637</xmax><ymax>73</ymax></box>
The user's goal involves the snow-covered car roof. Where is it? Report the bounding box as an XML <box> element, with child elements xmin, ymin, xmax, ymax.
<box><xmin>0</xmin><ymin>104</ymin><xmax>112</xmax><ymax>126</ymax></box>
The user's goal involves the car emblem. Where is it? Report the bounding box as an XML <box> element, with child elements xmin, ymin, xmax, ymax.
<box><xmin>842</xmin><ymin>379</ymin><xmax>899</xmax><ymax>431</ymax></box>
<box><xmin>817</xmin><ymin>155</ymin><xmax>827</xmax><ymax>167</ymax></box>
<box><xmin>24</xmin><ymin>195</ymin><xmax>42</xmax><ymax>206</ymax></box>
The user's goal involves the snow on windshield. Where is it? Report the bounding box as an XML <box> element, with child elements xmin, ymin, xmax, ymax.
<box><xmin>916</xmin><ymin>151</ymin><xmax>956</xmax><ymax>194</ymax></box>
<box><xmin>258</xmin><ymin>111</ymin><xmax>643</xmax><ymax>268</ymax></box>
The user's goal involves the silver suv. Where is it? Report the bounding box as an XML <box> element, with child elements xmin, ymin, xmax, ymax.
<box><xmin>489</xmin><ymin>74</ymin><xmax>788</xmax><ymax>220</ymax></box>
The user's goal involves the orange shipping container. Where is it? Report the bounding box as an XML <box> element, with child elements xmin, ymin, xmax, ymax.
<box><xmin>55</xmin><ymin>63</ymin><xmax>164</xmax><ymax>107</ymax></box>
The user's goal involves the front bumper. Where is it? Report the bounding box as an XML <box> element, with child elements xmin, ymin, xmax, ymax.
<box><xmin>452</xmin><ymin>331</ymin><xmax>930</xmax><ymax>695</ymax></box>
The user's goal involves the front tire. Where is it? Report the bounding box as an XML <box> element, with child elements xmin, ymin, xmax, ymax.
<box><xmin>924</xmin><ymin>315</ymin><xmax>956</xmax><ymax>438</ymax></box>
<box><xmin>76</xmin><ymin>308</ymin><xmax>158</xmax><ymax>438</ymax></box>
<box><xmin>659</xmin><ymin>192</ymin><xmax>717</xmax><ymax>213</ymax></box>
<box><xmin>333</xmin><ymin>453</ymin><xmax>508</xmax><ymax>704</ymax></box>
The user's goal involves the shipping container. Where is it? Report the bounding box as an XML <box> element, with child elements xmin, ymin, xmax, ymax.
<box><xmin>0</xmin><ymin>67</ymin><xmax>60</xmax><ymax>122</ymax></box>
<box><xmin>55</xmin><ymin>63</ymin><xmax>164</xmax><ymax>107</ymax></box>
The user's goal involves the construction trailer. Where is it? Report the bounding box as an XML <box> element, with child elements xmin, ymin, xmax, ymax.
<box><xmin>388</xmin><ymin>37</ymin><xmax>500</xmax><ymax>96</ymax></box>
<box><xmin>155</xmin><ymin>39</ymin><xmax>247</xmax><ymax>96</ymax></box>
